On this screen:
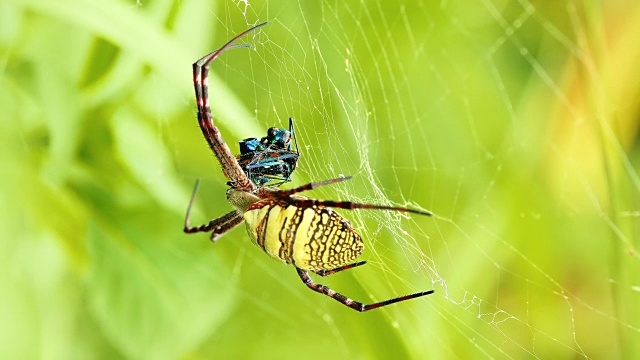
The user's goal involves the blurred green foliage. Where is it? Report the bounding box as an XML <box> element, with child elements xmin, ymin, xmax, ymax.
<box><xmin>1</xmin><ymin>0</ymin><xmax>639</xmax><ymax>359</ymax></box>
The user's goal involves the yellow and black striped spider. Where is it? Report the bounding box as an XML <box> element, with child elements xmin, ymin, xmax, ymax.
<box><xmin>184</xmin><ymin>22</ymin><xmax>435</xmax><ymax>312</ymax></box>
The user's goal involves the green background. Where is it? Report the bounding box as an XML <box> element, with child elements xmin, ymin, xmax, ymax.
<box><xmin>2</xmin><ymin>0</ymin><xmax>639</xmax><ymax>358</ymax></box>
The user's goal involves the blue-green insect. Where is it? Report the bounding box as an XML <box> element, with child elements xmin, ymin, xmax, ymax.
<box><xmin>236</xmin><ymin>118</ymin><xmax>299</xmax><ymax>186</ymax></box>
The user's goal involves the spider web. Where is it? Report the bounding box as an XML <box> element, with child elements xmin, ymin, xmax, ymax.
<box><xmin>2</xmin><ymin>0</ymin><xmax>638</xmax><ymax>358</ymax></box>
<box><xmin>194</xmin><ymin>0</ymin><xmax>640</xmax><ymax>358</ymax></box>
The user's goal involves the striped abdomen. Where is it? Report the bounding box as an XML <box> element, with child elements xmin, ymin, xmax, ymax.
<box><xmin>243</xmin><ymin>200</ymin><xmax>364</xmax><ymax>271</ymax></box>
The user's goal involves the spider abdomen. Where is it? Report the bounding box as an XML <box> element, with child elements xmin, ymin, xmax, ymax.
<box><xmin>244</xmin><ymin>200</ymin><xmax>364</xmax><ymax>271</ymax></box>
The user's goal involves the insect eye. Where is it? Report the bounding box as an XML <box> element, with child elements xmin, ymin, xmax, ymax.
<box><xmin>239</xmin><ymin>138</ymin><xmax>264</xmax><ymax>154</ymax></box>
<box><xmin>267</xmin><ymin>127</ymin><xmax>279</xmax><ymax>138</ymax></box>
<box><xmin>273</xmin><ymin>129</ymin><xmax>292</xmax><ymax>148</ymax></box>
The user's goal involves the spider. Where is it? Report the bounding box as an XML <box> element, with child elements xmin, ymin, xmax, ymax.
<box><xmin>237</xmin><ymin>118</ymin><xmax>299</xmax><ymax>186</ymax></box>
<box><xmin>184</xmin><ymin>22</ymin><xmax>435</xmax><ymax>312</ymax></box>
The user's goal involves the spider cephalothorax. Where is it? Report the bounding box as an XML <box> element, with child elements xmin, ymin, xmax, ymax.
<box><xmin>184</xmin><ymin>22</ymin><xmax>435</xmax><ymax>312</ymax></box>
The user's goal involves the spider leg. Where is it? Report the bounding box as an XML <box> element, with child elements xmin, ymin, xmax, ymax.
<box><xmin>184</xmin><ymin>209</ymin><xmax>244</xmax><ymax>242</ymax></box>
<box><xmin>184</xmin><ymin>179</ymin><xmax>244</xmax><ymax>242</ymax></box>
<box><xmin>289</xmin><ymin>117</ymin><xmax>301</xmax><ymax>157</ymax></box>
<box><xmin>192</xmin><ymin>22</ymin><xmax>268</xmax><ymax>191</ymax></box>
<box><xmin>272</xmin><ymin>176</ymin><xmax>354</xmax><ymax>197</ymax></box>
<box><xmin>297</xmin><ymin>268</ymin><xmax>434</xmax><ymax>312</ymax></box>
<box><xmin>196</xmin><ymin>44</ymin><xmax>251</xmax><ymax>66</ymax></box>
<box><xmin>209</xmin><ymin>212</ymin><xmax>245</xmax><ymax>242</ymax></box>
<box><xmin>259</xmin><ymin>176</ymin><xmax>431</xmax><ymax>215</ymax></box>
<box><xmin>286</xmin><ymin>197</ymin><xmax>432</xmax><ymax>216</ymax></box>
<box><xmin>313</xmin><ymin>261</ymin><xmax>367</xmax><ymax>277</ymax></box>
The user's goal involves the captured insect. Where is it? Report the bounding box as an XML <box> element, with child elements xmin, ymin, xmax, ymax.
<box><xmin>237</xmin><ymin>118</ymin><xmax>299</xmax><ymax>186</ymax></box>
<box><xmin>184</xmin><ymin>22</ymin><xmax>435</xmax><ymax>312</ymax></box>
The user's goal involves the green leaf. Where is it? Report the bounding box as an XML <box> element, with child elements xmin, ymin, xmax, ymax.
<box><xmin>86</xmin><ymin>221</ymin><xmax>236</xmax><ymax>359</ymax></box>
